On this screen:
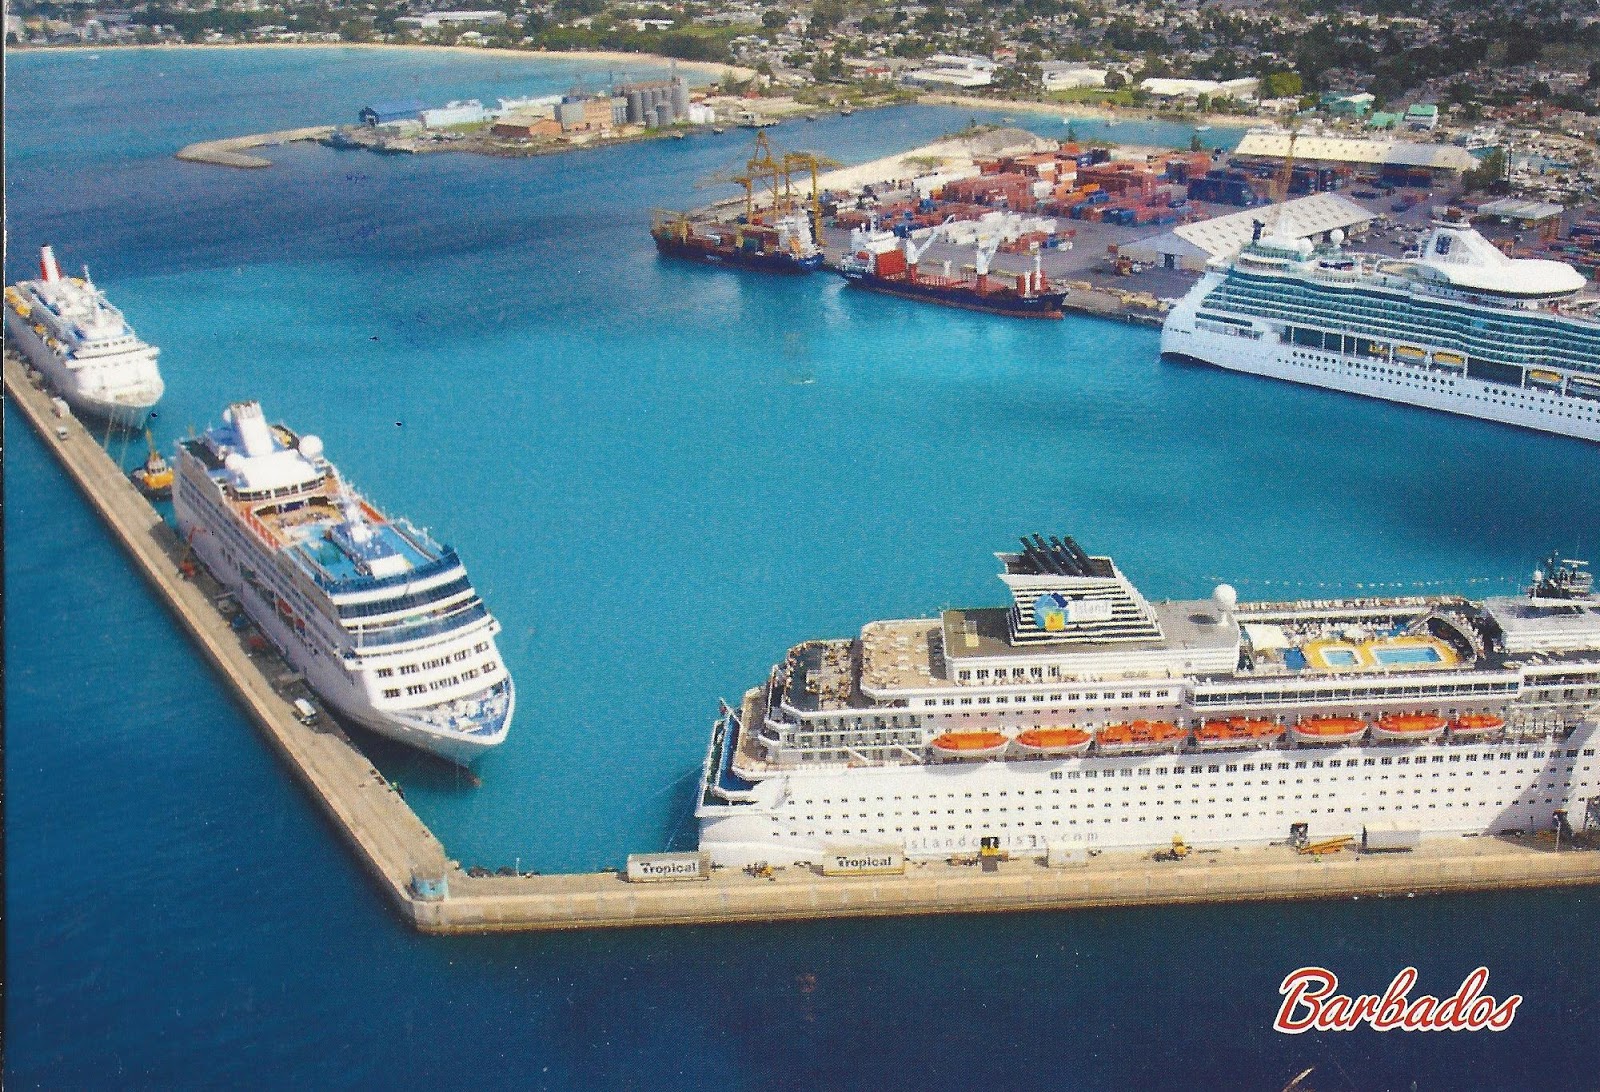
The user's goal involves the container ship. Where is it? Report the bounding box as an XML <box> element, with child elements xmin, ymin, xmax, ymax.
<box><xmin>696</xmin><ymin>534</ymin><xmax>1600</xmax><ymax>867</ymax></box>
<box><xmin>1161</xmin><ymin>215</ymin><xmax>1600</xmax><ymax>442</ymax></box>
<box><xmin>4</xmin><ymin>245</ymin><xmax>164</xmax><ymax>428</ymax></box>
<box><xmin>174</xmin><ymin>401</ymin><xmax>514</xmax><ymax>764</ymax></box>
<box><xmin>838</xmin><ymin>223</ymin><xmax>1067</xmax><ymax>319</ymax></box>
<box><xmin>651</xmin><ymin>208</ymin><xmax>822</xmax><ymax>273</ymax></box>
<box><xmin>651</xmin><ymin>130</ymin><xmax>826</xmax><ymax>274</ymax></box>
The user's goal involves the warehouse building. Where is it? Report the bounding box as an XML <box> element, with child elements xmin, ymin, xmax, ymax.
<box><xmin>358</xmin><ymin>99</ymin><xmax>425</xmax><ymax>127</ymax></box>
<box><xmin>1232</xmin><ymin>129</ymin><xmax>1479</xmax><ymax>184</ymax></box>
<box><xmin>1117</xmin><ymin>193</ymin><xmax>1377</xmax><ymax>272</ymax></box>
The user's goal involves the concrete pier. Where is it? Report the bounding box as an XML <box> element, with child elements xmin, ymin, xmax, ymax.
<box><xmin>175</xmin><ymin>126</ymin><xmax>334</xmax><ymax>169</ymax></box>
<box><xmin>7</xmin><ymin>352</ymin><xmax>1598</xmax><ymax>934</ymax></box>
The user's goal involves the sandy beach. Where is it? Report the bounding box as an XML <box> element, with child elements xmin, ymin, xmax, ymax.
<box><xmin>920</xmin><ymin>91</ymin><xmax>1262</xmax><ymax>133</ymax></box>
<box><xmin>16</xmin><ymin>41</ymin><xmax>755</xmax><ymax>80</ymax></box>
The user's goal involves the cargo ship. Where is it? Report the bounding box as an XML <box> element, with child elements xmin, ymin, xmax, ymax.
<box><xmin>651</xmin><ymin>208</ymin><xmax>823</xmax><ymax>273</ymax></box>
<box><xmin>837</xmin><ymin>223</ymin><xmax>1067</xmax><ymax>319</ymax></box>
<box><xmin>651</xmin><ymin>130</ymin><xmax>827</xmax><ymax>274</ymax></box>
<box><xmin>696</xmin><ymin>533</ymin><xmax>1600</xmax><ymax>867</ymax></box>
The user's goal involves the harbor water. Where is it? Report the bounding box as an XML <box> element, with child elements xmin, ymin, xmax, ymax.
<box><xmin>5</xmin><ymin>46</ymin><xmax>1599</xmax><ymax>1089</ymax></box>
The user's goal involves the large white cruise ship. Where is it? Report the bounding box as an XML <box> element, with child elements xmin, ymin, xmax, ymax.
<box><xmin>174</xmin><ymin>402</ymin><xmax>514</xmax><ymax>764</ymax></box>
<box><xmin>697</xmin><ymin>535</ymin><xmax>1600</xmax><ymax>866</ymax></box>
<box><xmin>4</xmin><ymin>245</ymin><xmax>164</xmax><ymax>428</ymax></box>
<box><xmin>1160</xmin><ymin>216</ymin><xmax>1600</xmax><ymax>442</ymax></box>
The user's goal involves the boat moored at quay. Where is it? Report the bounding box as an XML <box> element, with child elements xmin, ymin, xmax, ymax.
<box><xmin>4</xmin><ymin>245</ymin><xmax>164</xmax><ymax>428</ymax></box>
<box><xmin>173</xmin><ymin>401</ymin><xmax>513</xmax><ymax>764</ymax></box>
<box><xmin>1160</xmin><ymin>216</ymin><xmax>1600</xmax><ymax>442</ymax></box>
<box><xmin>697</xmin><ymin>535</ymin><xmax>1600</xmax><ymax>867</ymax></box>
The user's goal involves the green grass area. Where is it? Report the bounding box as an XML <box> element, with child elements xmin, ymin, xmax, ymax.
<box><xmin>1048</xmin><ymin>88</ymin><xmax>1137</xmax><ymax>107</ymax></box>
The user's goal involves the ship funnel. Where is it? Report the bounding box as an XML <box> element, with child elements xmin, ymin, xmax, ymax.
<box><xmin>40</xmin><ymin>246</ymin><xmax>61</xmax><ymax>283</ymax></box>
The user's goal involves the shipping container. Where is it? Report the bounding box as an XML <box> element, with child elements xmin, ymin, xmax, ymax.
<box><xmin>1361</xmin><ymin>826</ymin><xmax>1421</xmax><ymax>853</ymax></box>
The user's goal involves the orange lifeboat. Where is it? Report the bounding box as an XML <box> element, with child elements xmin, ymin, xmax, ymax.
<box><xmin>1373</xmin><ymin>712</ymin><xmax>1448</xmax><ymax>742</ymax></box>
<box><xmin>1291</xmin><ymin>716</ymin><xmax>1369</xmax><ymax>745</ymax></box>
<box><xmin>1449</xmin><ymin>713</ymin><xmax>1505</xmax><ymax>737</ymax></box>
<box><xmin>1014</xmin><ymin>727</ymin><xmax>1094</xmax><ymax>756</ymax></box>
<box><xmin>1096</xmin><ymin>720</ymin><xmax>1186</xmax><ymax>755</ymax></box>
<box><xmin>930</xmin><ymin>731</ymin><xmax>1009</xmax><ymax>758</ymax></box>
<box><xmin>1195</xmin><ymin>718</ymin><xmax>1283</xmax><ymax>750</ymax></box>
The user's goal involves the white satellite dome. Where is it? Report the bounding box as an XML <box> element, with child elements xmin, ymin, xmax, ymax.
<box><xmin>1330</xmin><ymin>228</ymin><xmax>1346</xmax><ymax>247</ymax></box>
<box><xmin>223</xmin><ymin>452</ymin><xmax>246</xmax><ymax>473</ymax></box>
<box><xmin>299</xmin><ymin>434</ymin><xmax>324</xmax><ymax>459</ymax></box>
<box><xmin>1296</xmin><ymin>237</ymin><xmax>1314</xmax><ymax>257</ymax></box>
<box><xmin>1213</xmin><ymin>584</ymin><xmax>1238</xmax><ymax>614</ymax></box>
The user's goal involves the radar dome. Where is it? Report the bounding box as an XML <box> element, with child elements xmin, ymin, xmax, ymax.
<box><xmin>224</xmin><ymin>453</ymin><xmax>246</xmax><ymax>473</ymax></box>
<box><xmin>1212</xmin><ymin>584</ymin><xmax>1238</xmax><ymax>614</ymax></box>
<box><xmin>1296</xmin><ymin>238</ymin><xmax>1314</xmax><ymax>257</ymax></box>
<box><xmin>299</xmin><ymin>434</ymin><xmax>324</xmax><ymax>460</ymax></box>
<box><xmin>1330</xmin><ymin>228</ymin><xmax>1346</xmax><ymax>246</ymax></box>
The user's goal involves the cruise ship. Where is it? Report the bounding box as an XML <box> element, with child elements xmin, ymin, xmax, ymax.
<box><xmin>173</xmin><ymin>402</ymin><xmax>514</xmax><ymax>764</ymax></box>
<box><xmin>1160</xmin><ymin>217</ymin><xmax>1600</xmax><ymax>442</ymax></box>
<box><xmin>4</xmin><ymin>245</ymin><xmax>164</xmax><ymax>427</ymax></box>
<box><xmin>697</xmin><ymin>535</ymin><xmax>1600</xmax><ymax>866</ymax></box>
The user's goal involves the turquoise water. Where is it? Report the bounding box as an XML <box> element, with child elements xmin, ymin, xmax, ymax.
<box><xmin>6</xmin><ymin>45</ymin><xmax>1599</xmax><ymax>1089</ymax></box>
<box><xmin>1374</xmin><ymin>645</ymin><xmax>1443</xmax><ymax>665</ymax></box>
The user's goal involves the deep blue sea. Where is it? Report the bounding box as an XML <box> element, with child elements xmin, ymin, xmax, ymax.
<box><xmin>6</xmin><ymin>45</ymin><xmax>1599</xmax><ymax>1089</ymax></box>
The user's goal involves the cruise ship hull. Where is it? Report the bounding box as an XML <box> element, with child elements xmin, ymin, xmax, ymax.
<box><xmin>4</xmin><ymin>307</ymin><xmax>162</xmax><ymax>428</ymax></box>
<box><xmin>699</xmin><ymin>711</ymin><xmax>1600</xmax><ymax>867</ymax></box>
<box><xmin>174</xmin><ymin>460</ymin><xmax>512</xmax><ymax>766</ymax></box>
<box><xmin>1160</xmin><ymin>276</ymin><xmax>1600</xmax><ymax>443</ymax></box>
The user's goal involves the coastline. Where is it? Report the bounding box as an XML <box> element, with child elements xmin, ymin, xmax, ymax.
<box><xmin>12</xmin><ymin>40</ymin><xmax>755</xmax><ymax>80</ymax></box>
<box><xmin>919</xmin><ymin>90</ymin><xmax>1262</xmax><ymax>134</ymax></box>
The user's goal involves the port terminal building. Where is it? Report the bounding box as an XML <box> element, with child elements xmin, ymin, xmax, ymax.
<box><xmin>1232</xmin><ymin>130</ymin><xmax>1480</xmax><ymax>185</ymax></box>
<box><xmin>1116</xmin><ymin>193</ymin><xmax>1377</xmax><ymax>272</ymax></box>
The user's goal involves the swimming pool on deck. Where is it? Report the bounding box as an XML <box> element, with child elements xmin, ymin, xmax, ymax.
<box><xmin>1301</xmin><ymin>635</ymin><xmax>1455</xmax><ymax>672</ymax></box>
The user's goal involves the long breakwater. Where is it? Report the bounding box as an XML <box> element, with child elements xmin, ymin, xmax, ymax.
<box><xmin>7</xmin><ymin>351</ymin><xmax>1598</xmax><ymax>933</ymax></box>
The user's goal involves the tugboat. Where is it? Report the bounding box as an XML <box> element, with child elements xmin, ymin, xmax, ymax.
<box><xmin>130</xmin><ymin>430</ymin><xmax>173</xmax><ymax>499</ymax></box>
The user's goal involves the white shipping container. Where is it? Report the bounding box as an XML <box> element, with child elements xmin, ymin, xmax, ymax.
<box><xmin>820</xmin><ymin>847</ymin><xmax>905</xmax><ymax>876</ymax></box>
<box><xmin>1046</xmin><ymin>843</ymin><xmax>1088</xmax><ymax>868</ymax></box>
<box><xmin>626</xmin><ymin>851</ymin><xmax>708</xmax><ymax>882</ymax></box>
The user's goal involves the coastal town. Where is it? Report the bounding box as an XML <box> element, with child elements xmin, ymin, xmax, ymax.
<box><xmin>12</xmin><ymin>1</ymin><xmax>1600</xmax><ymax>202</ymax></box>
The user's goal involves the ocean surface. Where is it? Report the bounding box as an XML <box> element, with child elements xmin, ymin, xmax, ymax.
<box><xmin>5</xmin><ymin>45</ymin><xmax>1598</xmax><ymax>1089</ymax></box>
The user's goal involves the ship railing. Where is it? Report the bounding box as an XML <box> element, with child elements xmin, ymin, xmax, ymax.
<box><xmin>351</xmin><ymin>601</ymin><xmax>489</xmax><ymax>648</ymax></box>
<box><xmin>316</xmin><ymin>547</ymin><xmax>462</xmax><ymax>594</ymax></box>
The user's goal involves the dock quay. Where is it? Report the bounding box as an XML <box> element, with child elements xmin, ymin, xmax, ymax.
<box><xmin>175</xmin><ymin>126</ymin><xmax>334</xmax><ymax>169</ymax></box>
<box><xmin>7</xmin><ymin>351</ymin><xmax>1599</xmax><ymax>933</ymax></box>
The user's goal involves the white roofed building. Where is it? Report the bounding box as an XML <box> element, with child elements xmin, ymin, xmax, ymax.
<box><xmin>1118</xmin><ymin>193</ymin><xmax>1377</xmax><ymax>271</ymax></box>
<box><xmin>1233</xmin><ymin>129</ymin><xmax>1479</xmax><ymax>179</ymax></box>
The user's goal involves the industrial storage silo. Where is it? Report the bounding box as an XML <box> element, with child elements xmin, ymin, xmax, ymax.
<box><xmin>627</xmin><ymin>89</ymin><xmax>644</xmax><ymax>125</ymax></box>
<box><xmin>670</xmin><ymin>76</ymin><xmax>690</xmax><ymax>122</ymax></box>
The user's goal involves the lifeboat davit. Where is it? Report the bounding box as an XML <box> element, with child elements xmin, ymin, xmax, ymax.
<box><xmin>1449</xmin><ymin>713</ymin><xmax>1505</xmax><ymax>738</ymax></box>
<box><xmin>1014</xmin><ymin>727</ymin><xmax>1094</xmax><ymax>756</ymax></box>
<box><xmin>1373</xmin><ymin>712</ymin><xmax>1447</xmax><ymax>742</ymax></box>
<box><xmin>1291</xmin><ymin>716</ymin><xmax>1369</xmax><ymax>745</ymax></box>
<box><xmin>1096</xmin><ymin>720</ymin><xmax>1186</xmax><ymax>755</ymax></box>
<box><xmin>1195</xmin><ymin>718</ymin><xmax>1283</xmax><ymax>750</ymax></box>
<box><xmin>930</xmin><ymin>731</ymin><xmax>1009</xmax><ymax>758</ymax></box>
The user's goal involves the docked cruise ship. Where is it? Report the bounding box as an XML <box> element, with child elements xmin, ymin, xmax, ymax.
<box><xmin>4</xmin><ymin>245</ymin><xmax>164</xmax><ymax>427</ymax></box>
<box><xmin>174</xmin><ymin>402</ymin><xmax>513</xmax><ymax>764</ymax></box>
<box><xmin>697</xmin><ymin>535</ymin><xmax>1600</xmax><ymax>866</ymax></box>
<box><xmin>1160</xmin><ymin>217</ymin><xmax>1600</xmax><ymax>442</ymax></box>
